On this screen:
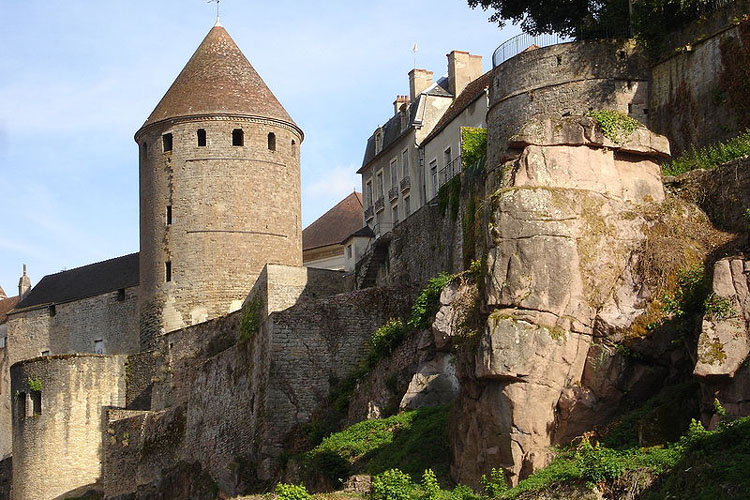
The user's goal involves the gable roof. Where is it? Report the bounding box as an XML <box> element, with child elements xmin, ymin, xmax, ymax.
<box><xmin>14</xmin><ymin>253</ymin><xmax>139</xmax><ymax>311</ymax></box>
<box><xmin>303</xmin><ymin>192</ymin><xmax>364</xmax><ymax>251</ymax></box>
<box><xmin>0</xmin><ymin>296</ymin><xmax>19</xmax><ymax>325</ymax></box>
<box><xmin>422</xmin><ymin>70</ymin><xmax>491</xmax><ymax>146</ymax></box>
<box><xmin>140</xmin><ymin>25</ymin><xmax>296</xmax><ymax>131</ymax></box>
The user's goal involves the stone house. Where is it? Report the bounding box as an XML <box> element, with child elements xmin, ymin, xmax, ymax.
<box><xmin>357</xmin><ymin>51</ymin><xmax>485</xmax><ymax>239</ymax></box>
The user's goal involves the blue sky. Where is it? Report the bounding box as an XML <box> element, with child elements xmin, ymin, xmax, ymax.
<box><xmin>0</xmin><ymin>0</ymin><xmax>517</xmax><ymax>293</ymax></box>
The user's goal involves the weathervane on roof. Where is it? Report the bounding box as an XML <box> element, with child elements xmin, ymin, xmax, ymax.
<box><xmin>208</xmin><ymin>0</ymin><xmax>221</xmax><ymax>25</ymax></box>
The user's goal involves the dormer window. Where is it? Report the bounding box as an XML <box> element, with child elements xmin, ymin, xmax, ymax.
<box><xmin>375</xmin><ymin>130</ymin><xmax>383</xmax><ymax>154</ymax></box>
<box><xmin>268</xmin><ymin>132</ymin><xmax>276</xmax><ymax>151</ymax></box>
<box><xmin>162</xmin><ymin>133</ymin><xmax>173</xmax><ymax>152</ymax></box>
<box><xmin>197</xmin><ymin>129</ymin><xmax>207</xmax><ymax>147</ymax></box>
<box><xmin>232</xmin><ymin>129</ymin><xmax>244</xmax><ymax>147</ymax></box>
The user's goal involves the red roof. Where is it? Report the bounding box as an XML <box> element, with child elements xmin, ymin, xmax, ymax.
<box><xmin>303</xmin><ymin>192</ymin><xmax>363</xmax><ymax>251</ymax></box>
<box><xmin>0</xmin><ymin>296</ymin><xmax>19</xmax><ymax>325</ymax></box>
<box><xmin>141</xmin><ymin>25</ymin><xmax>296</xmax><ymax>130</ymax></box>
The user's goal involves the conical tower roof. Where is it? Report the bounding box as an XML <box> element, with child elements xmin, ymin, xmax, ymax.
<box><xmin>140</xmin><ymin>25</ymin><xmax>296</xmax><ymax>130</ymax></box>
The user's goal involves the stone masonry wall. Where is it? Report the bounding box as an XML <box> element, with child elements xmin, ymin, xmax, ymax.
<box><xmin>0</xmin><ymin>286</ymin><xmax>138</xmax><ymax>459</ymax></box>
<box><xmin>649</xmin><ymin>0</ymin><xmax>750</xmax><ymax>155</ymax></box>
<box><xmin>10</xmin><ymin>355</ymin><xmax>127</xmax><ymax>500</ymax></box>
<box><xmin>101</xmin><ymin>285</ymin><xmax>410</xmax><ymax>498</ymax></box>
<box><xmin>487</xmin><ymin>39</ymin><xmax>650</xmax><ymax>169</ymax></box>
<box><xmin>137</xmin><ymin>116</ymin><xmax>303</xmax><ymax>348</ymax></box>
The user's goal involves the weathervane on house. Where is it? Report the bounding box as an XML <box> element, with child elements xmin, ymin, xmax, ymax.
<box><xmin>208</xmin><ymin>0</ymin><xmax>221</xmax><ymax>25</ymax></box>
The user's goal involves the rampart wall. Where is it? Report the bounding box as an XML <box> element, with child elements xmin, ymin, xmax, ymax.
<box><xmin>101</xmin><ymin>284</ymin><xmax>410</xmax><ymax>498</ymax></box>
<box><xmin>649</xmin><ymin>2</ymin><xmax>750</xmax><ymax>155</ymax></box>
<box><xmin>487</xmin><ymin>39</ymin><xmax>650</xmax><ymax>168</ymax></box>
<box><xmin>0</xmin><ymin>286</ymin><xmax>138</xmax><ymax>459</ymax></box>
<box><xmin>10</xmin><ymin>355</ymin><xmax>127</xmax><ymax>500</ymax></box>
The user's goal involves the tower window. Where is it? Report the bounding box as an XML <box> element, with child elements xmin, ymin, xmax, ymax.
<box><xmin>291</xmin><ymin>140</ymin><xmax>297</xmax><ymax>157</ymax></box>
<box><xmin>117</xmin><ymin>288</ymin><xmax>126</xmax><ymax>301</ymax></box>
<box><xmin>165</xmin><ymin>261</ymin><xmax>172</xmax><ymax>282</ymax></box>
<box><xmin>30</xmin><ymin>390</ymin><xmax>41</xmax><ymax>416</ymax></box>
<box><xmin>267</xmin><ymin>132</ymin><xmax>276</xmax><ymax>151</ymax></box>
<box><xmin>166</xmin><ymin>205</ymin><xmax>173</xmax><ymax>225</ymax></box>
<box><xmin>232</xmin><ymin>129</ymin><xmax>244</xmax><ymax>146</ymax></box>
<box><xmin>197</xmin><ymin>129</ymin><xmax>207</xmax><ymax>147</ymax></box>
<box><xmin>48</xmin><ymin>305</ymin><xmax>56</xmax><ymax>317</ymax></box>
<box><xmin>162</xmin><ymin>133</ymin><xmax>173</xmax><ymax>152</ymax></box>
<box><xmin>94</xmin><ymin>339</ymin><xmax>104</xmax><ymax>355</ymax></box>
<box><xmin>17</xmin><ymin>392</ymin><xmax>27</xmax><ymax>419</ymax></box>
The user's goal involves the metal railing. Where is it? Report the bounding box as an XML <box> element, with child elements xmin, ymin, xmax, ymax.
<box><xmin>438</xmin><ymin>156</ymin><xmax>462</xmax><ymax>188</ymax></box>
<box><xmin>400</xmin><ymin>176</ymin><xmax>411</xmax><ymax>192</ymax></box>
<box><xmin>388</xmin><ymin>186</ymin><xmax>399</xmax><ymax>201</ymax></box>
<box><xmin>364</xmin><ymin>206</ymin><xmax>374</xmax><ymax>221</ymax></box>
<box><xmin>374</xmin><ymin>197</ymin><xmax>385</xmax><ymax>213</ymax></box>
<box><xmin>492</xmin><ymin>33</ymin><xmax>568</xmax><ymax>67</ymax></box>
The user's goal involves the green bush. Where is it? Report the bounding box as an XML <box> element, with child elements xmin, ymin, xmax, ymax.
<box><xmin>480</xmin><ymin>468</ymin><xmax>508</xmax><ymax>497</ymax></box>
<box><xmin>26</xmin><ymin>377</ymin><xmax>42</xmax><ymax>392</ymax></box>
<box><xmin>587</xmin><ymin>110</ymin><xmax>641</xmax><ymax>143</ymax></box>
<box><xmin>408</xmin><ymin>273</ymin><xmax>453</xmax><ymax>330</ymax></box>
<box><xmin>368</xmin><ymin>319</ymin><xmax>407</xmax><ymax>367</ymax></box>
<box><xmin>703</xmin><ymin>293</ymin><xmax>737</xmax><ymax>321</ymax></box>
<box><xmin>274</xmin><ymin>483</ymin><xmax>310</xmax><ymax>500</ymax></box>
<box><xmin>461</xmin><ymin>127</ymin><xmax>487</xmax><ymax>171</ymax></box>
<box><xmin>662</xmin><ymin>129</ymin><xmax>750</xmax><ymax>176</ymax></box>
<box><xmin>660</xmin><ymin>264</ymin><xmax>707</xmax><ymax>320</ymax></box>
<box><xmin>421</xmin><ymin>469</ymin><xmax>441</xmax><ymax>500</ymax></box>
<box><xmin>575</xmin><ymin>440</ymin><xmax>625</xmax><ymax>486</ymax></box>
<box><xmin>372</xmin><ymin>469</ymin><xmax>417</xmax><ymax>500</ymax></box>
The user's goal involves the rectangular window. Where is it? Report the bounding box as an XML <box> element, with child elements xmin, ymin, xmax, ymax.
<box><xmin>392</xmin><ymin>204</ymin><xmax>399</xmax><ymax>224</ymax></box>
<box><xmin>17</xmin><ymin>393</ymin><xmax>27</xmax><ymax>419</ymax></box>
<box><xmin>232</xmin><ymin>129</ymin><xmax>244</xmax><ymax>146</ymax></box>
<box><xmin>366</xmin><ymin>180</ymin><xmax>373</xmax><ymax>206</ymax></box>
<box><xmin>197</xmin><ymin>129</ymin><xmax>207</xmax><ymax>147</ymax></box>
<box><xmin>48</xmin><ymin>305</ymin><xmax>56</xmax><ymax>317</ymax></box>
<box><xmin>94</xmin><ymin>339</ymin><xmax>104</xmax><ymax>355</ymax></box>
<box><xmin>0</xmin><ymin>335</ymin><xmax>6</xmax><ymax>349</ymax></box>
<box><xmin>30</xmin><ymin>391</ymin><xmax>41</xmax><ymax>416</ymax></box>
<box><xmin>404</xmin><ymin>196</ymin><xmax>411</xmax><ymax>216</ymax></box>
<box><xmin>402</xmin><ymin>150</ymin><xmax>409</xmax><ymax>179</ymax></box>
<box><xmin>390</xmin><ymin>158</ymin><xmax>398</xmax><ymax>188</ymax></box>
<box><xmin>117</xmin><ymin>288</ymin><xmax>126</xmax><ymax>301</ymax></box>
<box><xmin>430</xmin><ymin>160</ymin><xmax>438</xmax><ymax>197</ymax></box>
<box><xmin>165</xmin><ymin>261</ymin><xmax>172</xmax><ymax>282</ymax></box>
<box><xmin>444</xmin><ymin>147</ymin><xmax>452</xmax><ymax>168</ymax></box>
<box><xmin>166</xmin><ymin>205</ymin><xmax>173</xmax><ymax>225</ymax></box>
<box><xmin>346</xmin><ymin>245</ymin><xmax>353</xmax><ymax>259</ymax></box>
<box><xmin>376</xmin><ymin>171</ymin><xmax>384</xmax><ymax>198</ymax></box>
<box><xmin>162</xmin><ymin>133</ymin><xmax>173</xmax><ymax>152</ymax></box>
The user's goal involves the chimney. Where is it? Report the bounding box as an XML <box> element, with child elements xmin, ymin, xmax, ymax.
<box><xmin>447</xmin><ymin>50</ymin><xmax>483</xmax><ymax>98</ymax></box>
<box><xmin>18</xmin><ymin>264</ymin><xmax>31</xmax><ymax>299</ymax></box>
<box><xmin>393</xmin><ymin>95</ymin><xmax>410</xmax><ymax>115</ymax></box>
<box><xmin>409</xmin><ymin>69</ymin><xmax>433</xmax><ymax>101</ymax></box>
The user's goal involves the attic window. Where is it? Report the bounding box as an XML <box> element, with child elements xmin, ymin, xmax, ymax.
<box><xmin>162</xmin><ymin>133</ymin><xmax>173</xmax><ymax>152</ymax></box>
<box><xmin>375</xmin><ymin>131</ymin><xmax>383</xmax><ymax>154</ymax></box>
<box><xmin>291</xmin><ymin>140</ymin><xmax>297</xmax><ymax>157</ymax></box>
<box><xmin>197</xmin><ymin>129</ymin><xmax>207</xmax><ymax>147</ymax></box>
<box><xmin>232</xmin><ymin>129</ymin><xmax>244</xmax><ymax>146</ymax></box>
<box><xmin>165</xmin><ymin>261</ymin><xmax>172</xmax><ymax>282</ymax></box>
<box><xmin>268</xmin><ymin>132</ymin><xmax>276</xmax><ymax>151</ymax></box>
<box><xmin>117</xmin><ymin>288</ymin><xmax>126</xmax><ymax>301</ymax></box>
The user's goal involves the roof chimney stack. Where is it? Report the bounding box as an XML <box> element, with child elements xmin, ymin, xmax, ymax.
<box><xmin>447</xmin><ymin>50</ymin><xmax>483</xmax><ymax>98</ymax></box>
<box><xmin>409</xmin><ymin>69</ymin><xmax>434</xmax><ymax>101</ymax></box>
<box><xmin>393</xmin><ymin>95</ymin><xmax>410</xmax><ymax>115</ymax></box>
<box><xmin>18</xmin><ymin>264</ymin><xmax>31</xmax><ymax>299</ymax></box>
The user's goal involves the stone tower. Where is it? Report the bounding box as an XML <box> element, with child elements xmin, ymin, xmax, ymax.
<box><xmin>135</xmin><ymin>22</ymin><xmax>303</xmax><ymax>348</ymax></box>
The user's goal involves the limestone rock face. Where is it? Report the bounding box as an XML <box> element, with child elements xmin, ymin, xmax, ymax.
<box><xmin>451</xmin><ymin>117</ymin><xmax>673</xmax><ymax>485</ymax></box>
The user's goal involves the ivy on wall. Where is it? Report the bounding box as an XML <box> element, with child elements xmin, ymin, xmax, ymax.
<box><xmin>461</xmin><ymin>127</ymin><xmax>487</xmax><ymax>171</ymax></box>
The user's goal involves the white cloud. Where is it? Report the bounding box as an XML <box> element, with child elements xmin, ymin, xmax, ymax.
<box><xmin>302</xmin><ymin>164</ymin><xmax>361</xmax><ymax>226</ymax></box>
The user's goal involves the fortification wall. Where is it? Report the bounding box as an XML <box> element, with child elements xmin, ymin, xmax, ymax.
<box><xmin>487</xmin><ymin>40</ymin><xmax>650</xmax><ymax>168</ymax></box>
<box><xmin>649</xmin><ymin>7</ymin><xmax>750</xmax><ymax>155</ymax></box>
<box><xmin>102</xmin><ymin>285</ymin><xmax>410</xmax><ymax>497</ymax></box>
<box><xmin>10</xmin><ymin>354</ymin><xmax>127</xmax><ymax>500</ymax></box>
<box><xmin>0</xmin><ymin>286</ymin><xmax>138</xmax><ymax>459</ymax></box>
<box><xmin>137</xmin><ymin>117</ymin><xmax>303</xmax><ymax>348</ymax></box>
